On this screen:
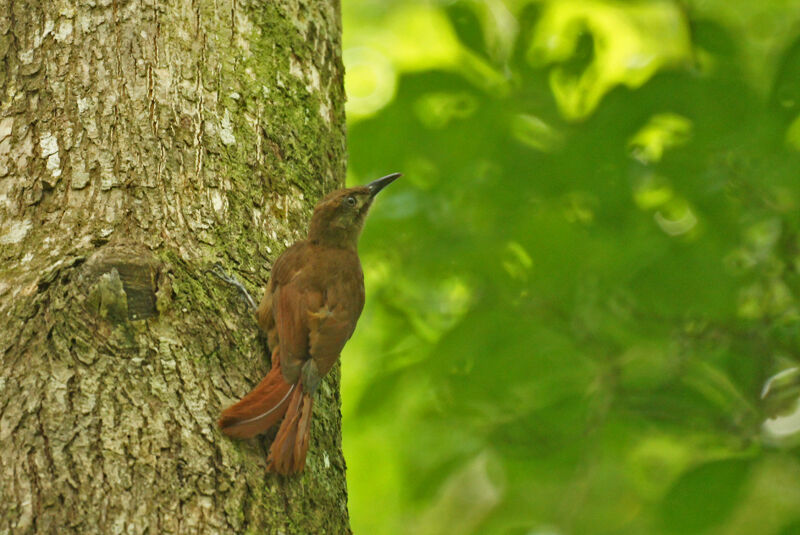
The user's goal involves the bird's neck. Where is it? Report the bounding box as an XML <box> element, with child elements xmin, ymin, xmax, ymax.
<box><xmin>308</xmin><ymin>222</ymin><xmax>360</xmax><ymax>251</ymax></box>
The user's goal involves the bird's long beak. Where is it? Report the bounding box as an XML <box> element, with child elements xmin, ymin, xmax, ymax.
<box><xmin>367</xmin><ymin>173</ymin><xmax>402</xmax><ymax>197</ymax></box>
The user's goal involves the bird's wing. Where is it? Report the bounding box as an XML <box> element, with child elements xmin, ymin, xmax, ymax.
<box><xmin>256</xmin><ymin>242</ymin><xmax>309</xmax><ymax>359</ymax></box>
<box><xmin>274</xmin><ymin>274</ymin><xmax>323</xmax><ymax>384</ymax></box>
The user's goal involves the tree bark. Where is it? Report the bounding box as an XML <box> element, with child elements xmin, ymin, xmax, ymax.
<box><xmin>0</xmin><ymin>0</ymin><xmax>349</xmax><ymax>532</ymax></box>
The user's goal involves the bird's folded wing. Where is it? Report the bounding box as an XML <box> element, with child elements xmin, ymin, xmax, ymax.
<box><xmin>276</xmin><ymin>282</ymin><xmax>321</xmax><ymax>383</ymax></box>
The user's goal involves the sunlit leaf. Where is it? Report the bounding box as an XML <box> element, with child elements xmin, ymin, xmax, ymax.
<box><xmin>628</xmin><ymin>113</ymin><xmax>693</xmax><ymax>164</ymax></box>
<box><xmin>345</xmin><ymin>47</ymin><xmax>398</xmax><ymax>119</ymax></box>
<box><xmin>528</xmin><ymin>0</ymin><xmax>692</xmax><ymax>120</ymax></box>
<box><xmin>510</xmin><ymin>114</ymin><xmax>564</xmax><ymax>151</ymax></box>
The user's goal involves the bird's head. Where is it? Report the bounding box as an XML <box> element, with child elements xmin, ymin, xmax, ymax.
<box><xmin>308</xmin><ymin>173</ymin><xmax>401</xmax><ymax>249</ymax></box>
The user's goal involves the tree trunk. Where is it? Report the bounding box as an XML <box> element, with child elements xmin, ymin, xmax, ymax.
<box><xmin>0</xmin><ymin>0</ymin><xmax>349</xmax><ymax>532</ymax></box>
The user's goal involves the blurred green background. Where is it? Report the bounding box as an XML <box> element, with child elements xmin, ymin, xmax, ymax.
<box><xmin>339</xmin><ymin>1</ymin><xmax>800</xmax><ymax>534</ymax></box>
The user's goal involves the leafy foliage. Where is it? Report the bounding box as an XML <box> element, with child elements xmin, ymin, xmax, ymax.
<box><xmin>342</xmin><ymin>1</ymin><xmax>800</xmax><ymax>533</ymax></box>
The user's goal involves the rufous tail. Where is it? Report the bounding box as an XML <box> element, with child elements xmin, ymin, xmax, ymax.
<box><xmin>218</xmin><ymin>352</ymin><xmax>294</xmax><ymax>439</ymax></box>
<box><xmin>266</xmin><ymin>382</ymin><xmax>314</xmax><ymax>475</ymax></box>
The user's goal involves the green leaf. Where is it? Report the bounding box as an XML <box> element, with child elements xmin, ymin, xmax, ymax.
<box><xmin>660</xmin><ymin>459</ymin><xmax>752</xmax><ymax>533</ymax></box>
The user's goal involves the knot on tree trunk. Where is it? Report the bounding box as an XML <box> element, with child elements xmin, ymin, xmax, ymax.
<box><xmin>81</xmin><ymin>244</ymin><xmax>165</xmax><ymax>322</ymax></box>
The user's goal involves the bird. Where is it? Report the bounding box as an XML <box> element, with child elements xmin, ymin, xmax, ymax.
<box><xmin>214</xmin><ymin>172</ymin><xmax>401</xmax><ymax>475</ymax></box>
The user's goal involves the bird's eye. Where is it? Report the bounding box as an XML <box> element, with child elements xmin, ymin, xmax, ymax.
<box><xmin>345</xmin><ymin>196</ymin><xmax>357</xmax><ymax>207</ymax></box>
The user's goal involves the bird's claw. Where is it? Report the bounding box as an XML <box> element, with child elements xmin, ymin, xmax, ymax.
<box><xmin>210</xmin><ymin>262</ymin><xmax>236</xmax><ymax>284</ymax></box>
<box><xmin>209</xmin><ymin>262</ymin><xmax>257</xmax><ymax>311</ymax></box>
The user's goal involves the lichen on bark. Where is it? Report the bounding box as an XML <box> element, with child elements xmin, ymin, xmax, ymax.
<box><xmin>0</xmin><ymin>0</ymin><xmax>351</xmax><ymax>532</ymax></box>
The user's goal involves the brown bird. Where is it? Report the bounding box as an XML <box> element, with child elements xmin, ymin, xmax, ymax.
<box><xmin>215</xmin><ymin>172</ymin><xmax>401</xmax><ymax>474</ymax></box>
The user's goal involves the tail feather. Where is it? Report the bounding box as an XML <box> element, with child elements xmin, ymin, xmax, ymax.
<box><xmin>218</xmin><ymin>353</ymin><xmax>293</xmax><ymax>439</ymax></box>
<box><xmin>267</xmin><ymin>382</ymin><xmax>314</xmax><ymax>475</ymax></box>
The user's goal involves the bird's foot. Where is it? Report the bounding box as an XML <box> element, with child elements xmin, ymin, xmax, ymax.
<box><xmin>209</xmin><ymin>262</ymin><xmax>257</xmax><ymax>311</ymax></box>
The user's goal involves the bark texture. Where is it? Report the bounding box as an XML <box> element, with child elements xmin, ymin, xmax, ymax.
<box><xmin>0</xmin><ymin>0</ymin><xmax>350</xmax><ymax>532</ymax></box>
